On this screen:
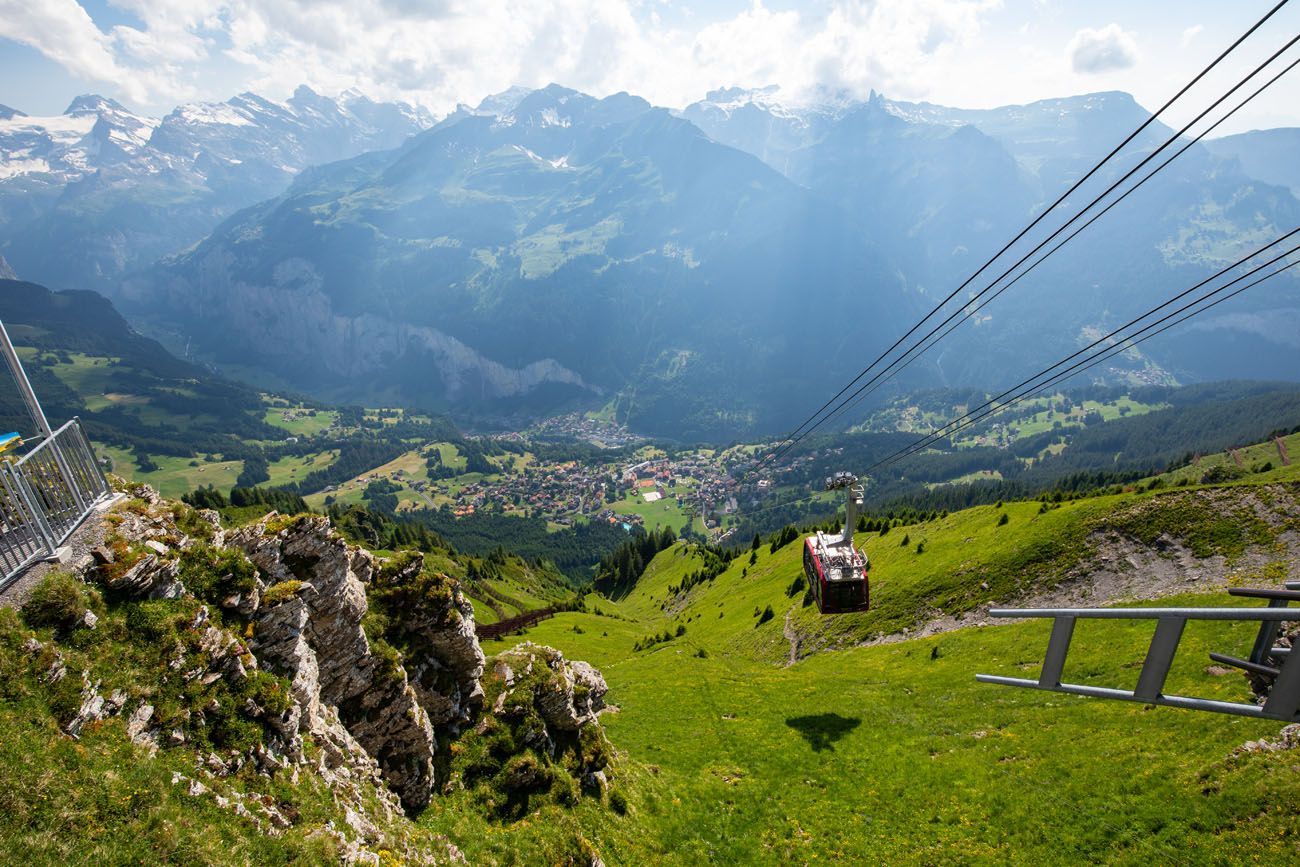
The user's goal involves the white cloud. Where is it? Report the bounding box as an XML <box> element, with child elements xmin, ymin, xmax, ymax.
<box><xmin>1180</xmin><ymin>24</ymin><xmax>1203</xmax><ymax>47</ymax></box>
<box><xmin>0</xmin><ymin>0</ymin><xmax>1007</xmax><ymax>115</ymax></box>
<box><xmin>0</xmin><ymin>0</ymin><xmax>128</xmax><ymax>93</ymax></box>
<box><xmin>1068</xmin><ymin>23</ymin><xmax>1139</xmax><ymax>75</ymax></box>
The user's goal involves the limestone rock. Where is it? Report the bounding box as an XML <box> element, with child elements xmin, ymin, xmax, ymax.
<box><xmin>64</xmin><ymin>672</ymin><xmax>106</xmax><ymax>738</ymax></box>
<box><xmin>1236</xmin><ymin>723</ymin><xmax>1300</xmax><ymax>755</ymax></box>
<box><xmin>126</xmin><ymin>702</ymin><xmax>157</xmax><ymax>749</ymax></box>
<box><xmin>234</xmin><ymin>515</ymin><xmax>437</xmax><ymax>810</ymax></box>
<box><xmin>497</xmin><ymin>644</ymin><xmax>609</xmax><ymax>732</ymax></box>
<box><xmin>100</xmin><ymin>553</ymin><xmax>186</xmax><ymax>599</ymax></box>
<box><xmin>404</xmin><ymin>583</ymin><xmax>486</xmax><ymax>729</ymax></box>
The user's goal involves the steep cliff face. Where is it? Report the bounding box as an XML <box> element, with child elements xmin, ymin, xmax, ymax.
<box><xmin>57</xmin><ymin>485</ymin><xmax>615</xmax><ymax>831</ymax></box>
<box><xmin>129</xmin><ymin>254</ymin><xmax>594</xmax><ymax>404</ymax></box>
<box><xmin>227</xmin><ymin>515</ymin><xmax>440</xmax><ymax>810</ymax></box>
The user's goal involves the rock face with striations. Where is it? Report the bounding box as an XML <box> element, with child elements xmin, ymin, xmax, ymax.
<box><xmin>228</xmin><ymin>514</ymin><xmax>440</xmax><ymax>810</ymax></box>
<box><xmin>76</xmin><ymin>486</ymin><xmax>613</xmax><ymax>825</ymax></box>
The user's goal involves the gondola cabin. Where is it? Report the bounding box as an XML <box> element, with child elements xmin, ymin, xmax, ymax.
<box><xmin>803</xmin><ymin>472</ymin><xmax>870</xmax><ymax>614</ymax></box>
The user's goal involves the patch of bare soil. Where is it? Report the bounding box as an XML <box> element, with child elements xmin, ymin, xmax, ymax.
<box><xmin>860</xmin><ymin>528</ymin><xmax>1300</xmax><ymax>648</ymax></box>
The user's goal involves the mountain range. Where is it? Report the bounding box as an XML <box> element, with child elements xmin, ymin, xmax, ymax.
<box><xmin>2</xmin><ymin>83</ymin><xmax>1298</xmax><ymax>439</ymax></box>
<box><xmin>0</xmin><ymin>87</ymin><xmax>432</xmax><ymax>292</ymax></box>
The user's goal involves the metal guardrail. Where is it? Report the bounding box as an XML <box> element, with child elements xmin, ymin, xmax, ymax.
<box><xmin>0</xmin><ymin>418</ymin><xmax>110</xmax><ymax>587</ymax></box>
<box><xmin>977</xmin><ymin>594</ymin><xmax>1300</xmax><ymax>721</ymax></box>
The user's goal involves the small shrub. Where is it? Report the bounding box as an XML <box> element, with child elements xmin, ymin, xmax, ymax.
<box><xmin>22</xmin><ymin>572</ymin><xmax>100</xmax><ymax>632</ymax></box>
<box><xmin>499</xmin><ymin>754</ymin><xmax>552</xmax><ymax>794</ymax></box>
<box><xmin>1200</xmin><ymin>464</ymin><xmax>1247</xmax><ymax>485</ymax></box>
<box><xmin>554</xmin><ymin>774</ymin><xmax>580</xmax><ymax>807</ymax></box>
<box><xmin>369</xmin><ymin>638</ymin><xmax>405</xmax><ymax>686</ymax></box>
<box><xmin>997</xmin><ymin>512</ymin><xmax>1009</xmax><ymax>527</ymax></box>
<box><xmin>786</xmin><ymin>573</ymin><xmax>806</xmax><ymax>597</ymax></box>
<box><xmin>900</xmin><ymin>534</ymin><xmax>910</xmax><ymax>547</ymax></box>
<box><xmin>608</xmin><ymin>788</ymin><xmax>629</xmax><ymax>815</ymax></box>
<box><xmin>124</xmin><ymin>600</ymin><xmax>186</xmax><ymax>643</ymax></box>
<box><xmin>756</xmin><ymin>605</ymin><xmax>775</xmax><ymax>627</ymax></box>
<box><xmin>179</xmin><ymin>544</ymin><xmax>258</xmax><ymax>604</ymax></box>
<box><xmin>261</xmin><ymin>580</ymin><xmax>305</xmax><ymax>607</ymax></box>
<box><xmin>915</xmin><ymin>541</ymin><xmax>925</xmax><ymax>554</ymax></box>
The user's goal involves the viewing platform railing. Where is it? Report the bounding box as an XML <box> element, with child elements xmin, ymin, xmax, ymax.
<box><xmin>0</xmin><ymin>418</ymin><xmax>110</xmax><ymax>587</ymax></box>
<box><xmin>977</xmin><ymin>587</ymin><xmax>1300</xmax><ymax>722</ymax></box>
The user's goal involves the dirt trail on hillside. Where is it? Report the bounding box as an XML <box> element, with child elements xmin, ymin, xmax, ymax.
<box><xmin>783</xmin><ymin>606</ymin><xmax>803</xmax><ymax>666</ymax></box>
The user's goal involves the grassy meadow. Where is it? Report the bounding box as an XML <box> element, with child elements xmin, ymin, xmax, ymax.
<box><xmin>426</xmin><ymin>473</ymin><xmax>1300</xmax><ymax>864</ymax></box>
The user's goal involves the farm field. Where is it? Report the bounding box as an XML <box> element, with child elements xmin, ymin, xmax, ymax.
<box><xmin>266</xmin><ymin>450</ymin><xmax>341</xmax><ymax>488</ymax></box>
<box><xmin>97</xmin><ymin>444</ymin><xmax>244</xmax><ymax>499</ymax></box>
<box><xmin>262</xmin><ymin>405</ymin><xmax>339</xmax><ymax>437</ymax></box>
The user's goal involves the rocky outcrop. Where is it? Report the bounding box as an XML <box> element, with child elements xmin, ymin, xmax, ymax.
<box><xmin>0</xmin><ymin>254</ymin><xmax>16</xmax><ymax>280</ymax></box>
<box><xmin>375</xmin><ymin>556</ymin><xmax>486</xmax><ymax>730</ymax></box>
<box><xmin>489</xmin><ymin>643</ymin><xmax>609</xmax><ymax>742</ymax></box>
<box><xmin>229</xmin><ymin>515</ymin><xmax>437</xmax><ymax>811</ymax></box>
<box><xmin>74</xmin><ymin>486</ymin><xmax>613</xmax><ymax>828</ymax></box>
<box><xmin>465</xmin><ymin>642</ymin><xmax>615</xmax><ymax>815</ymax></box>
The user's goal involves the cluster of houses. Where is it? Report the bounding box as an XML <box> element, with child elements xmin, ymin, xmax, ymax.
<box><xmin>440</xmin><ymin>459</ymin><xmax>613</xmax><ymax>522</ymax></box>
<box><xmin>321</xmin><ymin>429</ymin><xmax>790</xmax><ymax>540</ymax></box>
<box><xmin>424</xmin><ymin>448</ymin><xmax>758</xmax><ymax>533</ymax></box>
<box><xmin>526</xmin><ymin>413</ymin><xmax>644</xmax><ymax>449</ymax></box>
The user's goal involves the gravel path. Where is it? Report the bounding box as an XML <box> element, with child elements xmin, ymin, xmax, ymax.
<box><xmin>0</xmin><ymin>495</ymin><xmax>121</xmax><ymax>609</ymax></box>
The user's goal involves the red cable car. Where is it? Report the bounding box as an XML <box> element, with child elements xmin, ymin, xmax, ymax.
<box><xmin>803</xmin><ymin>472</ymin><xmax>870</xmax><ymax>614</ymax></box>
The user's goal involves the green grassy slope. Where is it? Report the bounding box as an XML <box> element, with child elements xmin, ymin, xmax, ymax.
<box><xmin>431</xmin><ymin>477</ymin><xmax>1300</xmax><ymax>864</ymax></box>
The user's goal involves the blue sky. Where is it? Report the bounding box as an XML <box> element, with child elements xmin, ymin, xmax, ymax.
<box><xmin>0</xmin><ymin>0</ymin><xmax>1297</xmax><ymax>135</ymax></box>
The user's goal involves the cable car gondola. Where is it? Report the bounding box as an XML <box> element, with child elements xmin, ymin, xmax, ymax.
<box><xmin>803</xmin><ymin>472</ymin><xmax>870</xmax><ymax>614</ymax></box>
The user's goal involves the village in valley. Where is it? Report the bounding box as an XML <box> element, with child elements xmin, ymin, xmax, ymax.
<box><xmin>303</xmin><ymin>411</ymin><xmax>770</xmax><ymax>541</ymax></box>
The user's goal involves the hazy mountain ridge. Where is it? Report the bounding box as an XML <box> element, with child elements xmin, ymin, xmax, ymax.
<box><xmin>1205</xmin><ymin>127</ymin><xmax>1300</xmax><ymax>196</ymax></box>
<box><xmin>122</xmin><ymin>85</ymin><xmax>912</xmax><ymax>437</ymax></box>
<box><xmin>4</xmin><ymin>82</ymin><xmax>1299</xmax><ymax>438</ymax></box>
<box><xmin>685</xmin><ymin>85</ymin><xmax>1300</xmax><ymax>391</ymax></box>
<box><xmin>0</xmin><ymin>86</ymin><xmax>433</xmax><ymax>291</ymax></box>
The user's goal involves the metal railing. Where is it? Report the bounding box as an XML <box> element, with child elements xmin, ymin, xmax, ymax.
<box><xmin>0</xmin><ymin>418</ymin><xmax>110</xmax><ymax>587</ymax></box>
<box><xmin>977</xmin><ymin>586</ymin><xmax>1300</xmax><ymax>721</ymax></box>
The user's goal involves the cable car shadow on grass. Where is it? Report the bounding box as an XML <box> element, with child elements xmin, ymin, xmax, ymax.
<box><xmin>786</xmin><ymin>713</ymin><xmax>862</xmax><ymax>752</ymax></box>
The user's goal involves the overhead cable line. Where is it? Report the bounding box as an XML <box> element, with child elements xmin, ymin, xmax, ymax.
<box><xmin>811</xmin><ymin>49</ymin><xmax>1300</xmax><ymax>436</ymax></box>
<box><xmin>755</xmin><ymin>1</ymin><xmax>1294</xmax><ymax>471</ymax></box>
<box><xmin>758</xmin><ymin>27</ymin><xmax>1300</xmax><ymax>472</ymax></box>
<box><xmin>737</xmin><ymin>237</ymin><xmax>1300</xmax><ymax>523</ymax></box>
<box><xmin>861</xmin><ymin>235</ymin><xmax>1300</xmax><ymax>475</ymax></box>
<box><xmin>861</xmin><ymin>256</ymin><xmax>1300</xmax><ymax>479</ymax></box>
